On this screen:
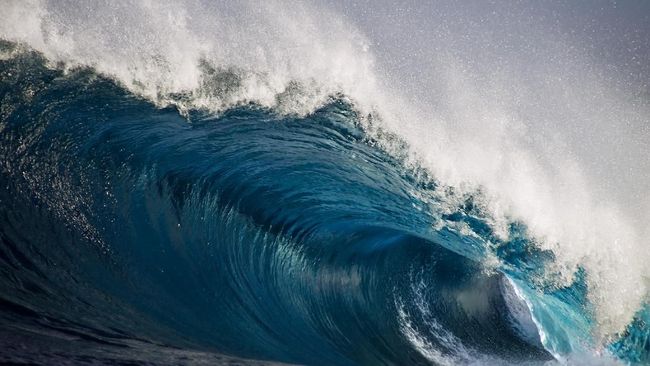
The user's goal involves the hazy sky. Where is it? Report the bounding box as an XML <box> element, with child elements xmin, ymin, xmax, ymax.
<box><xmin>326</xmin><ymin>1</ymin><xmax>650</xmax><ymax>90</ymax></box>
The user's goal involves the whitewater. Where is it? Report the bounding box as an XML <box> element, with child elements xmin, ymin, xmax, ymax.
<box><xmin>1</xmin><ymin>0</ymin><xmax>649</xmax><ymax>365</ymax></box>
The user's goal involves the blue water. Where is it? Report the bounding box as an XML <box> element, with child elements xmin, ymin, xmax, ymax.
<box><xmin>0</xmin><ymin>44</ymin><xmax>647</xmax><ymax>365</ymax></box>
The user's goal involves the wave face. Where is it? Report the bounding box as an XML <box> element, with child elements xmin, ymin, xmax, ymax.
<box><xmin>1</xmin><ymin>1</ymin><xmax>649</xmax><ymax>365</ymax></box>
<box><xmin>0</xmin><ymin>48</ymin><xmax>551</xmax><ymax>365</ymax></box>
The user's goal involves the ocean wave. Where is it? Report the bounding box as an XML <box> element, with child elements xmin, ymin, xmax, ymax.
<box><xmin>1</xmin><ymin>1</ymin><xmax>649</xmax><ymax>364</ymax></box>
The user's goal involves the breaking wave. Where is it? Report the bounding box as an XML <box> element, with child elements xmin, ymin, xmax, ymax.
<box><xmin>1</xmin><ymin>1</ymin><xmax>649</xmax><ymax>364</ymax></box>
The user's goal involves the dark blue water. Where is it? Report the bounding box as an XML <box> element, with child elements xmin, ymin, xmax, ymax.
<box><xmin>0</xmin><ymin>44</ymin><xmax>648</xmax><ymax>365</ymax></box>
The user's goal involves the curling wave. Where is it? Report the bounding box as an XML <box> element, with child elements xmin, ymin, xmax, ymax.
<box><xmin>1</xmin><ymin>1</ymin><xmax>650</xmax><ymax>365</ymax></box>
<box><xmin>0</xmin><ymin>43</ymin><xmax>646</xmax><ymax>365</ymax></box>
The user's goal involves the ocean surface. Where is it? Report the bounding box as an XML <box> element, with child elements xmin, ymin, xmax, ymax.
<box><xmin>1</xmin><ymin>1</ymin><xmax>649</xmax><ymax>365</ymax></box>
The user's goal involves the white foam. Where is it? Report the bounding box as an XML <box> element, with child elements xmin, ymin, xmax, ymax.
<box><xmin>394</xmin><ymin>279</ymin><xmax>475</xmax><ymax>366</ymax></box>
<box><xmin>2</xmin><ymin>0</ymin><xmax>648</xmax><ymax>341</ymax></box>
